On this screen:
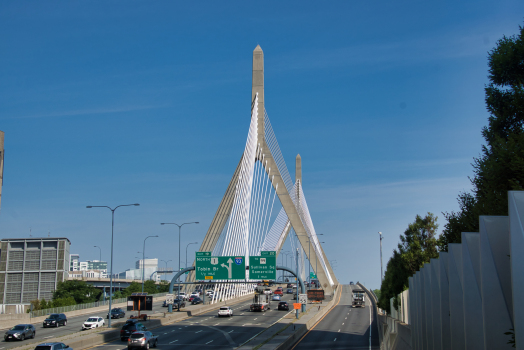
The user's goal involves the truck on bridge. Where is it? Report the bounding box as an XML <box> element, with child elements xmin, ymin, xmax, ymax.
<box><xmin>250</xmin><ymin>287</ymin><xmax>271</xmax><ymax>312</ymax></box>
<box><xmin>352</xmin><ymin>289</ymin><xmax>365</xmax><ymax>308</ymax></box>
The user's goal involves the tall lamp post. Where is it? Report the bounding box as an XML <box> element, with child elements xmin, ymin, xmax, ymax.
<box><xmin>379</xmin><ymin>232</ymin><xmax>383</xmax><ymax>283</ymax></box>
<box><xmin>161</xmin><ymin>221</ymin><xmax>199</xmax><ymax>307</ymax></box>
<box><xmin>314</xmin><ymin>242</ymin><xmax>325</xmax><ymax>288</ymax></box>
<box><xmin>94</xmin><ymin>246</ymin><xmax>102</xmax><ymax>263</ymax></box>
<box><xmin>185</xmin><ymin>242</ymin><xmax>198</xmax><ymax>281</ymax></box>
<box><xmin>142</xmin><ymin>235</ymin><xmax>159</xmax><ymax>292</ymax></box>
<box><xmin>86</xmin><ymin>203</ymin><xmax>139</xmax><ymax>327</ymax></box>
<box><xmin>161</xmin><ymin>259</ymin><xmax>172</xmax><ymax>281</ymax></box>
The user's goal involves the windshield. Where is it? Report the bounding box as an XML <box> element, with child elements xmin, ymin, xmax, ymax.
<box><xmin>111</xmin><ymin>309</ymin><xmax>120</xmax><ymax>312</ymax></box>
<box><xmin>86</xmin><ymin>318</ymin><xmax>98</xmax><ymax>322</ymax></box>
<box><xmin>35</xmin><ymin>347</ymin><xmax>52</xmax><ymax>350</ymax></box>
<box><xmin>220</xmin><ymin>307</ymin><xmax>229</xmax><ymax>310</ymax></box>
<box><xmin>10</xmin><ymin>325</ymin><xmax>25</xmax><ymax>331</ymax></box>
<box><xmin>130</xmin><ymin>333</ymin><xmax>145</xmax><ymax>339</ymax></box>
<box><xmin>48</xmin><ymin>314</ymin><xmax>60</xmax><ymax>319</ymax></box>
<box><xmin>123</xmin><ymin>324</ymin><xmax>137</xmax><ymax>331</ymax></box>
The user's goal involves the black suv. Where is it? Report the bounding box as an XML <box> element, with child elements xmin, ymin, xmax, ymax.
<box><xmin>120</xmin><ymin>320</ymin><xmax>147</xmax><ymax>341</ymax></box>
<box><xmin>278</xmin><ymin>301</ymin><xmax>289</xmax><ymax>311</ymax></box>
<box><xmin>43</xmin><ymin>314</ymin><xmax>67</xmax><ymax>328</ymax></box>
<box><xmin>108</xmin><ymin>308</ymin><xmax>126</xmax><ymax>319</ymax></box>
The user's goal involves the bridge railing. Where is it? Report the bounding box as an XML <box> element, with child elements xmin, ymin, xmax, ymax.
<box><xmin>30</xmin><ymin>292</ymin><xmax>169</xmax><ymax>318</ymax></box>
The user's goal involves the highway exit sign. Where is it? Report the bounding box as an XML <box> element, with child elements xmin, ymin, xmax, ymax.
<box><xmin>249</xmin><ymin>251</ymin><xmax>276</xmax><ymax>280</ymax></box>
<box><xmin>195</xmin><ymin>252</ymin><xmax>246</xmax><ymax>280</ymax></box>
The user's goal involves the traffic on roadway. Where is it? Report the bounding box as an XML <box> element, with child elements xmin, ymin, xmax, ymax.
<box><xmin>290</xmin><ymin>284</ymin><xmax>379</xmax><ymax>350</ymax></box>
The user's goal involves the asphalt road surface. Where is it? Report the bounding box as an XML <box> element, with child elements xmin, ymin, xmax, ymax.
<box><xmin>290</xmin><ymin>284</ymin><xmax>379</xmax><ymax>350</ymax></box>
<box><xmin>90</xmin><ymin>293</ymin><xmax>295</xmax><ymax>350</ymax></box>
<box><xmin>0</xmin><ymin>299</ymin><xmax>169</xmax><ymax>350</ymax></box>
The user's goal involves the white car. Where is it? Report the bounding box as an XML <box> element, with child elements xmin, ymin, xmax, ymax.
<box><xmin>206</xmin><ymin>290</ymin><xmax>214</xmax><ymax>296</ymax></box>
<box><xmin>263</xmin><ymin>289</ymin><xmax>273</xmax><ymax>295</ymax></box>
<box><xmin>82</xmin><ymin>316</ymin><xmax>104</xmax><ymax>330</ymax></box>
<box><xmin>178</xmin><ymin>292</ymin><xmax>188</xmax><ymax>300</ymax></box>
<box><xmin>218</xmin><ymin>306</ymin><xmax>233</xmax><ymax>317</ymax></box>
<box><xmin>190</xmin><ymin>292</ymin><xmax>200</xmax><ymax>299</ymax></box>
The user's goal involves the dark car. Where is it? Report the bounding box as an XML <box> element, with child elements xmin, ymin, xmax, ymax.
<box><xmin>4</xmin><ymin>324</ymin><xmax>35</xmax><ymax>341</ymax></box>
<box><xmin>120</xmin><ymin>320</ymin><xmax>147</xmax><ymax>341</ymax></box>
<box><xmin>277</xmin><ymin>301</ymin><xmax>289</xmax><ymax>311</ymax></box>
<box><xmin>43</xmin><ymin>314</ymin><xmax>67</xmax><ymax>328</ymax></box>
<box><xmin>173</xmin><ymin>299</ymin><xmax>186</xmax><ymax>309</ymax></box>
<box><xmin>35</xmin><ymin>342</ymin><xmax>72</xmax><ymax>350</ymax></box>
<box><xmin>286</xmin><ymin>288</ymin><xmax>293</xmax><ymax>294</ymax></box>
<box><xmin>108</xmin><ymin>308</ymin><xmax>126</xmax><ymax>319</ymax></box>
<box><xmin>191</xmin><ymin>297</ymin><xmax>203</xmax><ymax>305</ymax></box>
<box><xmin>127</xmin><ymin>331</ymin><xmax>158</xmax><ymax>349</ymax></box>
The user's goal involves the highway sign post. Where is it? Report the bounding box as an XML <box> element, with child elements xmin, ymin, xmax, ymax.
<box><xmin>165</xmin><ymin>294</ymin><xmax>174</xmax><ymax>305</ymax></box>
<box><xmin>298</xmin><ymin>293</ymin><xmax>307</xmax><ymax>304</ymax></box>
<box><xmin>249</xmin><ymin>251</ymin><xmax>276</xmax><ymax>280</ymax></box>
<box><xmin>309</xmin><ymin>272</ymin><xmax>317</xmax><ymax>279</ymax></box>
<box><xmin>195</xmin><ymin>252</ymin><xmax>246</xmax><ymax>280</ymax></box>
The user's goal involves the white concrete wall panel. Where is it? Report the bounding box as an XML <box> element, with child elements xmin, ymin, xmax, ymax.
<box><xmin>419</xmin><ymin>266</ymin><xmax>428</xmax><ymax>350</ymax></box>
<box><xmin>509</xmin><ymin>191</ymin><xmax>524</xmax><ymax>350</ymax></box>
<box><xmin>462</xmin><ymin>232</ymin><xmax>484</xmax><ymax>350</ymax></box>
<box><xmin>448</xmin><ymin>243</ymin><xmax>465</xmax><ymax>350</ymax></box>
<box><xmin>430</xmin><ymin>259</ymin><xmax>442</xmax><ymax>350</ymax></box>
<box><xmin>438</xmin><ymin>252</ymin><xmax>451</xmax><ymax>350</ymax></box>
<box><xmin>423</xmin><ymin>263</ymin><xmax>434</xmax><ymax>350</ymax></box>
<box><xmin>479</xmin><ymin>216</ymin><xmax>514</xmax><ymax>349</ymax></box>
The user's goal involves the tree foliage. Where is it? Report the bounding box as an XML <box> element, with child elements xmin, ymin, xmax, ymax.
<box><xmin>53</xmin><ymin>280</ymin><xmax>101</xmax><ymax>304</ymax></box>
<box><xmin>439</xmin><ymin>24</ymin><xmax>524</xmax><ymax>250</ymax></box>
<box><xmin>379</xmin><ymin>213</ymin><xmax>439</xmax><ymax>313</ymax></box>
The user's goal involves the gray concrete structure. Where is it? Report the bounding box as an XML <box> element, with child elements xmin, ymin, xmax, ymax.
<box><xmin>0</xmin><ymin>130</ymin><xmax>4</xmax><ymax>211</ymax></box>
<box><xmin>0</xmin><ymin>237</ymin><xmax>70</xmax><ymax>307</ymax></box>
<box><xmin>509</xmin><ymin>191</ymin><xmax>524</xmax><ymax>350</ymax></box>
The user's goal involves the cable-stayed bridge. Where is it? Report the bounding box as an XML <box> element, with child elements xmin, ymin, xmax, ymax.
<box><xmin>185</xmin><ymin>46</ymin><xmax>338</xmax><ymax>299</ymax></box>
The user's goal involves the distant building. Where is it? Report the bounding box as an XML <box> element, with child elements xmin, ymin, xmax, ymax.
<box><xmin>0</xmin><ymin>237</ymin><xmax>71</xmax><ymax>309</ymax></box>
<box><xmin>69</xmin><ymin>254</ymin><xmax>80</xmax><ymax>271</ymax></box>
<box><xmin>117</xmin><ymin>258</ymin><xmax>159</xmax><ymax>282</ymax></box>
<box><xmin>72</xmin><ymin>257</ymin><xmax>107</xmax><ymax>278</ymax></box>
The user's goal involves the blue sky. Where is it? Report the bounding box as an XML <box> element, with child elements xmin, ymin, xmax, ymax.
<box><xmin>0</xmin><ymin>1</ymin><xmax>523</xmax><ymax>291</ymax></box>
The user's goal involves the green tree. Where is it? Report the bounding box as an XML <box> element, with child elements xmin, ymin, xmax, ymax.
<box><xmin>53</xmin><ymin>280</ymin><xmax>101</xmax><ymax>304</ymax></box>
<box><xmin>379</xmin><ymin>213</ymin><xmax>439</xmax><ymax>313</ymax></box>
<box><xmin>51</xmin><ymin>297</ymin><xmax>76</xmax><ymax>308</ymax></box>
<box><xmin>439</xmin><ymin>24</ymin><xmax>524</xmax><ymax>250</ymax></box>
<box><xmin>40</xmin><ymin>299</ymin><xmax>49</xmax><ymax>310</ymax></box>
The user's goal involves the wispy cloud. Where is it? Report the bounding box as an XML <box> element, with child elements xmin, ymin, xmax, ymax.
<box><xmin>4</xmin><ymin>104</ymin><xmax>167</xmax><ymax>120</ymax></box>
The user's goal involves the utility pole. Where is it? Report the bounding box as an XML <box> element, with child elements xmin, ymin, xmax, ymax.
<box><xmin>379</xmin><ymin>232</ymin><xmax>383</xmax><ymax>283</ymax></box>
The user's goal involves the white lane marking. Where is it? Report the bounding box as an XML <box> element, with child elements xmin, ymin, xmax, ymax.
<box><xmin>342</xmin><ymin>323</ymin><xmax>344</xmax><ymax>325</ymax></box>
<box><xmin>44</xmin><ymin>336</ymin><xmax>53</xmax><ymax>339</ymax></box>
<box><xmin>253</xmin><ymin>318</ymin><xmax>258</xmax><ymax>320</ymax></box>
<box><xmin>169</xmin><ymin>340</ymin><xmax>178</xmax><ymax>344</ymax></box>
<box><xmin>241</xmin><ymin>313</ymin><xmax>244</xmax><ymax>315</ymax></box>
<box><xmin>228</xmin><ymin>330</ymin><xmax>234</xmax><ymax>333</ymax></box>
<box><xmin>206</xmin><ymin>340</ymin><xmax>213</xmax><ymax>344</ymax></box>
<box><xmin>196</xmin><ymin>330</ymin><xmax>202</xmax><ymax>333</ymax></box>
<box><xmin>338</xmin><ymin>329</ymin><xmax>340</xmax><ymax>332</ymax></box>
<box><xmin>345</xmin><ymin>317</ymin><xmax>347</xmax><ymax>320</ymax></box>
<box><xmin>214</xmin><ymin>323</ymin><xmax>219</xmax><ymax>326</ymax></box>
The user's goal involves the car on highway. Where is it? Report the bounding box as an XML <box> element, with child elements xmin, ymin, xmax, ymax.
<box><xmin>173</xmin><ymin>299</ymin><xmax>186</xmax><ymax>309</ymax></box>
<box><xmin>274</xmin><ymin>289</ymin><xmax>283</xmax><ymax>295</ymax></box>
<box><xmin>191</xmin><ymin>297</ymin><xmax>203</xmax><ymax>305</ymax></box>
<box><xmin>272</xmin><ymin>295</ymin><xmax>281</xmax><ymax>301</ymax></box>
<box><xmin>127</xmin><ymin>331</ymin><xmax>158</xmax><ymax>349</ymax></box>
<box><xmin>217</xmin><ymin>306</ymin><xmax>233</xmax><ymax>317</ymax></box>
<box><xmin>35</xmin><ymin>342</ymin><xmax>72</xmax><ymax>350</ymax></box>
<box><xmin>190</xmin><ymin>292</ymin><xmax>200</xmax><ymax>298</ymax></box>
<box><xmin>278</xmin><ymin>301</ymin><xmax>289</xmax><ymax>311</ymax></box>
<box><xmin>82</xmin><ymin>317</ymin><xmax>105</xmax><ymax>330</ymax></box>
<box><xmin>286</xmin><ymin>288</ymin><xmax>293</xmax><ymax>294</ymax></box>
<box><xmin>43</xmin><ymin>314</ymin><xmax>67</xmax><ymax>328</ymax></box>
<box><xmin>4</xmin><ymin>324</ymin><xmax>35</xmax><ymax>341</ymax></box>
<box><xmin>177</xmin><ymin>292</ymin><xmax>188</xmax><ymax>300</ymax></box>
<box><xmin>263</xmin><ymin>288</ymin><xmax>273</xmax><ymax>295</ymax></box>
<box><xmin>108</xmin><ymin>308</ymin><xmax>126</xmax><ymax>319</ymax></box>
<box><xmin>120</xmin><ymin>320</ymin><xmax>147</xmax><ymax>341</ymax></box>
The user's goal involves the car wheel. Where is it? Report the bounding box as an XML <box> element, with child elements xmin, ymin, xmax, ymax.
<box><xmin>32</xmin><ymin>332</ymin><xmax>36</xmax><ymax>339</ymax></box>
<box><xmin>20</xmin><ymin>334</ymin><xmax>25</xmax><ymax>341</ymax></box>
<box><xmin>145</xmin><ymin>341</ymin><xmax>150</xmax><ymax>350</ymax></box>
<box><xmin>154</xmin><ymin>339</ymin><xmax>158</xmax><ymax>348</ymax></box>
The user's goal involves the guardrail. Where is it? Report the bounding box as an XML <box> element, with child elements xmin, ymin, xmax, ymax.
<box><xmin>30</xmin><ymin>292</ymin><xmax>169</xmax><ymax>317</ymax></box>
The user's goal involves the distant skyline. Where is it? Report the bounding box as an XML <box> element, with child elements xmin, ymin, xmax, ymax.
<box><xmin>1</xmin><ymin>1</ymin><xmax>523</xmax><ymax>291</ymax></box>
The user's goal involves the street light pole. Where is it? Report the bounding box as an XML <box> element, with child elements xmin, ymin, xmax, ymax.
<box><xmin>161</xmin><ymin>221</ymin><xmax>199</xmax><ymax>310</ymax></box>
<box><xmin>86</xmin><ymin>203</ymin><xmax>139</xmax><ymax>328</ymax></box>
<box><xmin>142</xmin><ymin>235</ymin><xmax>159</xmax><ymax>292</ymax></box>
<box><xmin>160</xmin><ymin>259</ymin><xmax>172</xmax><ymax>281</ymax></box>
<box><xmin>295</xmin><ymin>248</ymin><xmax>299</xmax><ymax>319</ymax></box>
<box><xmin>379</xmin><ymin>232</ymin><xmax>383</xmax><ymax>283</ymax></box>
<box><xmin>185</xmin><ymin>242</ymin><xmax>198</xmax><ymax>282</ymax></box>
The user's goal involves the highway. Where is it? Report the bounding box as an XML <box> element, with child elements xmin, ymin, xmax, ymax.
<box><xmin>291</xmin><ymin>285</ymin><xmax>379</xmax><ymax>350</ymax></box>
<box><xmin>91</xmin><ymin>292</ymin><xmax>296</xmax><ymax>350</ymax></box>
<box><xmin>0</xmin><ymin>299</ymin><xmax>168</xmax><ymax>350</ymax></box>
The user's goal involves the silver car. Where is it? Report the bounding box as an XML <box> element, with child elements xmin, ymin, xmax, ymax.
<box><xmin>5</xmin><ymin>324</ymin><xmax>35</xmax><ymax>341</ymax></box>
<box><xmin>127</xmin><ymin>331</ymin><xmax>158</xmax><ymax>349</ymax></box>
<box><xmin>34</xmin><ymin>343</ymin><xmax>72</xmax><ymax>350</ymax></box>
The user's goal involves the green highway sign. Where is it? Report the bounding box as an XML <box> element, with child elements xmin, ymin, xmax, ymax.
<box><xmin>195</xmin><ymin>252</ymin><xmax>246</xmax><ymax>280</ymax></box>
<box><xmin>310</xmin><ymin>272</ymin><xmax>317</xmax><ymax>279</ymax></box>
<box><xmin>249</xmin><ymin>251</ymin><xmax>276</xmax><ymax>280</ymax></box>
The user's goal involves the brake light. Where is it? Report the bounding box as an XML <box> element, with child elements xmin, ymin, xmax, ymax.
<box><xmin>120</xmin><ymin>330</ymin><xmax>124</xmax><ymax>334</ymax></box>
